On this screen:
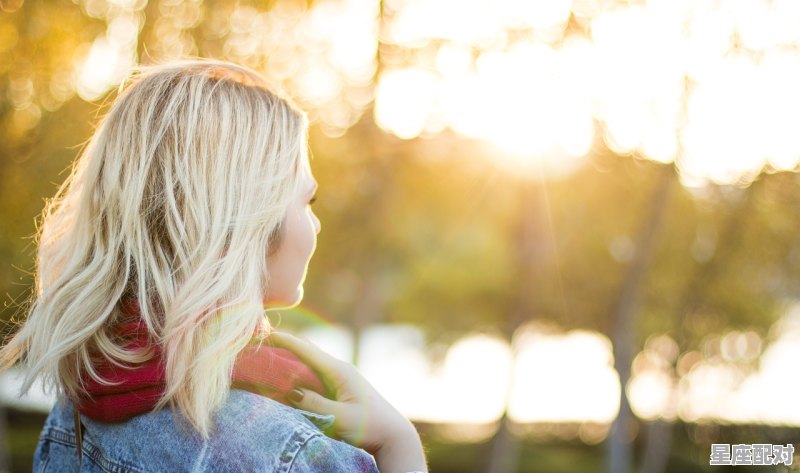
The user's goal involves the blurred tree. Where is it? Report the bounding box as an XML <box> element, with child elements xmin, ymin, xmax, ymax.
<box><xmin>2</xmin><ymin>2</ymin><xmax>800</xmax><ymax>473</ymax></box>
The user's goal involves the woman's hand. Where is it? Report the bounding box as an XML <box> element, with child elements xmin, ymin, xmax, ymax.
<box><xmin>268</xmin><ymin>331</ymin><xmax>427</xmax><ymax>473</ymax></box>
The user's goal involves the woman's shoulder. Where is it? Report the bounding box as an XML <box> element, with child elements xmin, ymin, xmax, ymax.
<box><xmin>35</xmin><ymin>390</ymin><xmax>378</xmax><ymax>472</ymax></box>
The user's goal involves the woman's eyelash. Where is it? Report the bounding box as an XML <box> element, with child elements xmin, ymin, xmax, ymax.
<box><xmin>309</xmin><ymin>194</ymin><xmax>317</xmax><ymax>205</ymax></box>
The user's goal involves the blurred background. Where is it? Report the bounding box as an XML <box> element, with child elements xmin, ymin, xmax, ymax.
<box><xmin>1</xmin><ymin>0</ymin><xmax>800</xmax><ymax>472</ymax></box>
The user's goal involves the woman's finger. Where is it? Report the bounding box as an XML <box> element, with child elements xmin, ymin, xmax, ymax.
<box><xmin>288</xmin><ymin>387</ymin><xmax>346</xmax><ymax>420</ymax></box>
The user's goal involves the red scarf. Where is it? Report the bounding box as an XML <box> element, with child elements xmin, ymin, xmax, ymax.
<box><xmin>76</xmin><ymin>300</ymin><xmax>326</xmax><ymax>422</ymax></box>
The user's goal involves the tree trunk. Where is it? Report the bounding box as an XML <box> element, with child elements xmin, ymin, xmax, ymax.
<box><xmin>637</xmin><ymin>182</ymin><xmax>757</xmax><ymax>473</ymax></box>
<box><xmin>486</xmin><ymin>178</ymin><xmax>551</xmax><ymax>473</ymax></box>
<box><xmin>638</xmin><ymin>420</ymin><xmax>672</xmax><ymax>473</ymax></box>
<box><xmin>351</xmin><ymin>276</ymin><xmax>383</xmax><ymax>366</ymax></box>
<box><xmin>606</xmin><ymin>165</ymin><xmax>675</xmax><ymax>473</ymax></box>
<box><xmin>487</xmin><ymin>413</ymin><xmax>522</xmax><ymax>473</ymax></box>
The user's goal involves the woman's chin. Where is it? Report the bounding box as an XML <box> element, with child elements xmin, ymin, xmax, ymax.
<box><xmin>264</xmin><ymin>288</ymin><xmax>303</xmax><ymax>310</ymax></box>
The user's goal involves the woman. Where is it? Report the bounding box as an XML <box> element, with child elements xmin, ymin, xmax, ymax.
<box><xmin>0</xmin><ymin>60</ymin><xmax>427</xmax><ymax>472</ymax></box>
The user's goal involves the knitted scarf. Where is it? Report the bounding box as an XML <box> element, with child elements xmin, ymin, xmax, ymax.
<box><xmin>76</xmin><ymin>300</ymin><xmax>326</xmax><ymax>422</ymax></box>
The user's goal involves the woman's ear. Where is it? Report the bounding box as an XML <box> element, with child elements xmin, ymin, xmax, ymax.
<box><xmin>267</xmin><ymin>221</ymin><xmax>284</xmax><ymax>256</ymax></box>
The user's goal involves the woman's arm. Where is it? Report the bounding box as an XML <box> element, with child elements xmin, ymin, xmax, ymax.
<box><xmin>269</xmin><ymin>331</ymin><xmax>428</xmax><ymax>473</ymax></box>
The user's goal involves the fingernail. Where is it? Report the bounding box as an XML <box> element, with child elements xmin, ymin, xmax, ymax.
<box><xmin>288</xmin><ymin>388</ymin><xmax>304</xmax><ymax>404</ymax></box>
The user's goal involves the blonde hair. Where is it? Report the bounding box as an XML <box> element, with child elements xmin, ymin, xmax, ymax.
<box><xmin>0</xmin><ymin>59</ymin><xmax>309</xmax><ymax>438</ymax></box>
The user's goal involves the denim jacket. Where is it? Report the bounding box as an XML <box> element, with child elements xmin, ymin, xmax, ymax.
<box><xmin>33</xmin><ymin>389</ymin><xmax>380</xmax><ymax>472</ymax></box>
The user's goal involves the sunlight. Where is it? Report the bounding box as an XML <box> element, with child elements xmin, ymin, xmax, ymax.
<box><xmin>385</xmin><ymin>0</ymin><xmax>505</xmax><ymax>48</ymax></box>
<box><xmin>758</xmin><ymin>51</ymin><xmax>800</xmax><ymax>172</ymax></box>
<box><xmin>75</xmin><ymin>37</ymin><xmax>131</xmax><ymax>101</ymax></box>
<box><xmin>680</xmin><ymin>309</ymin><xmax>800</xmax><ymax>426</ymax></box>
<box><xmin>299</xmin><ymin>324</ymin><xmax>355</xmax><ymax>363</ymax></box>
<box><xmin>628</xmin><ymin>371</ymin><xmax>674</xmax><ymax>420</ymax></box>
<box><xmin>681</xmin><ymin>54</ymin><xmax>766</xmax><ymax>184</ymax></box>
<box><xmin>497</xmin><ymin>0</ymin><xmax>572</xmax><ymax>31</ymax></box>
<box><xmin>372</xmin><ymin>0</ymin><xmax>800</xmax><ymax>183</ymax></box>
<box><xmin>508</xmin><ymin>327</ymin><xmax>620</xmax><ymax>423</ymax></box>
<box><xmin>74</xmin><ymin>12</ymin><xmax>139</xmax><ymax>101</ymax></box>
<box><xmin>628</xmin><ymin>336</ymin><xmax>679</xmax><ymax>420</ymax></box>
<box><xmin>308</xmin><ymin>1</ymin><xmax>377</xmax><ymax>80</ymax></box>
<box><xmin>730</xmin><ymin>335</ymin><xmax>800</xmax><ymax>425</ymax></box>
<box><xmin>475</xmin><ymin>43</ymin><xmax>594</xmax><ymax>177</ymax></box>
<box><xmin>422</xmin><ymin>334</ymin><xmax>513</xmax><ymax>423</ymax></box>
<box><xmin>321</xmin><ymin>327</ymin><xmax>514</xmax><ymax>424</ymax></box>
<box><xmin>68</xmin><ymin>0</ymin><xmax>800</xmax><ymax>182</ymax></box>
<box><xmin>375</xmin><ymin>39</ymin><xmax>594</xmax><ymax>177</ymax></box>
<box><xmin>591</xmin><ymin>5</ymin><xmax>685</xmax><ymax>163</ymax></box>
<box><xmin>678</xmin><ymin>360</ymin><xmax>742</xmax><ymax>422</ymax></box>
<box><xmin>374</xmin><ymin>67</ymin><xmax>437</xmax><ymax>139</ymax></box>
<box><xmin>355</xmin><ymin>318</ymin><xmax>800</xmax><ymax>428</ymax></box>
<box><xmin>216</xmin><ymin>0</ymin><xmax>378</xmax><ymax>136</ymax></box>
<box><xmin>356</xmin><ymin>325</ymin><xmax>436</xmax><ymax>419</ymax></box>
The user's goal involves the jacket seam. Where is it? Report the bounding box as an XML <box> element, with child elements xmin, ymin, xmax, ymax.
<box><xmin>281</xmin><ymin>427</ymin><xmax>323</xmax><ymax>473</ymax></box>
<box><xmin>41</xmin><ymin>427</ymin><xmax>145</xmax><ymax>473</ymax></box>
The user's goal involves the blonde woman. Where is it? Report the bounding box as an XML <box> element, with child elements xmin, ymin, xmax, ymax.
<box><xmin>0</xmin><ymin>60</ymin><xmax>427</xmax><ymax>472</ymax></box>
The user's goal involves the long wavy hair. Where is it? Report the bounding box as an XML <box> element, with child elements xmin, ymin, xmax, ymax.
<box><xmin>0</xmin><ymin>59</ymin><xmax>309</xmax><ymax>438</ymax></box>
